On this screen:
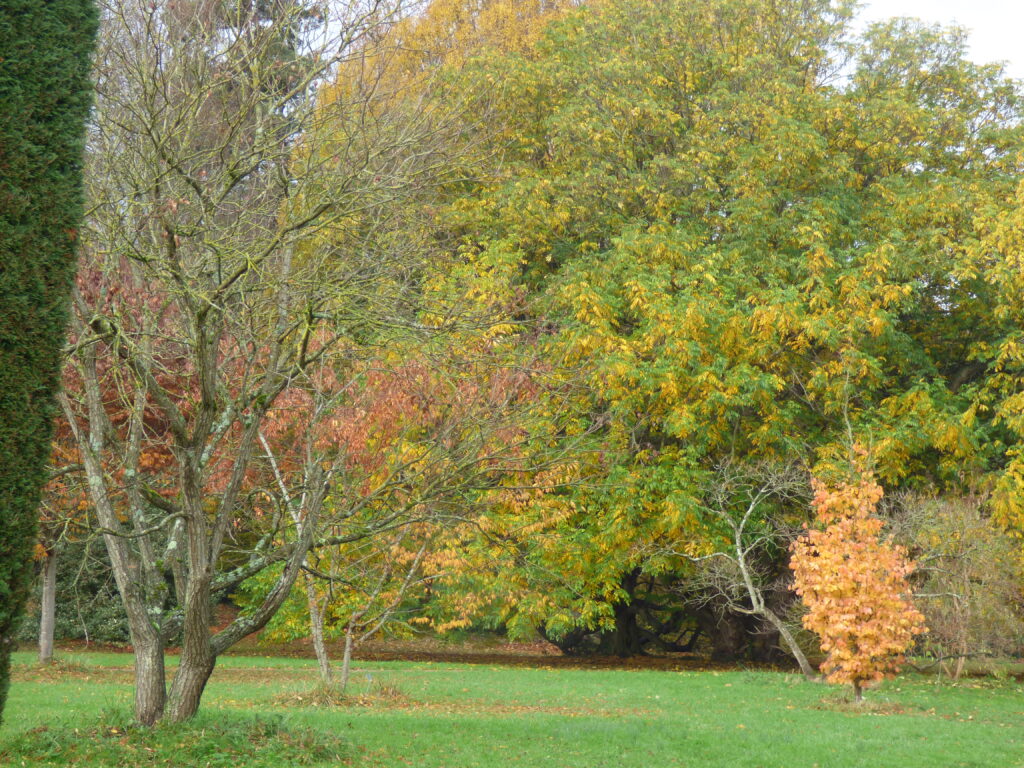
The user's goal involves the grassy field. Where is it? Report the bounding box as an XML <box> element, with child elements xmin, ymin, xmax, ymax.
<box><xmin>2</xmin><ymin>650</ymin><xmax>1023</xmax><ymax>767</ymax></box>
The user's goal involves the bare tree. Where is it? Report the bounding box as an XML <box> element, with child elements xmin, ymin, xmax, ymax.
<box><xmin>59</xmin><ymin>0</ymin><xmax>496</xmax><ymax>725</ymax></box>
<box><xmin>288</xmin><ymin>529</ymin><xmax>430</xmax><ymax>694</ymax></box>
<box><xmin>667</xmin><ymin>462</ymin><xmax>819</xmax><ymax>680</ymax></box>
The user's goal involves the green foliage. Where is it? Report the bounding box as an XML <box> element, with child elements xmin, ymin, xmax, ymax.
<box><xmin>18</xmin><ymin>539</ymin><xmax>130</xmax><ymax>646</ymax></box>
<box><xmin>963</xmin><ymin>179</ymin><xmax>1024</xmax><ymax>530</ymax></box>
<box><xmin>0</xmin><ymin>0</ymin><xmax>97</xmax><ymax>724</ymax></box>
<box><xmin>0</xmin><ymin>708</ymin><xmax>348</xmax><ymax>767</ymax></box>
<box><xmin>425</xmin><ymin>0</ymin><xmax>1024</xmax><ymax>644</ymax></box>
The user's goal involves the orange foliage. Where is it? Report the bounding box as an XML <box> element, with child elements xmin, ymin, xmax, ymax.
<box><xmin>37</xmin><ymin>434</ymin><xmax>89</xmax><ymax>559</ymax></box>
<box><xmin>790</xmin><ymin>461</ymin><xmax>926</xmax><ymax>698</ymax></box>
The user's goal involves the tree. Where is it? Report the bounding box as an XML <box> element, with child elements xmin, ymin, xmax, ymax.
<box><xmin>885</xmin><ymin>493</ymin><xmax>1024</xmax><ymax>678</ymax></box>
<box><xmin>962</xmin><ymin>178</ymin><xmax>1024</xmax><ymax>534</ymax></box>
<box><xmin>35</xmin><ymin>439</ymin><xmax>91</xmax><ymax>665</ymax></box>
<box><xmin>383</xmin><ymin>0</ymin><xmax>577</xmax><ymax>74</ymax></box>
<box><xmin>673</xmin><ymin>462</ymin><xmax>818</xmax><ymax>678</ymax></box>
<box><xmin>247</xmin><ymin>523</ymin><xmax>432</xmax><ymax>692</ymax></box>
<box><xmin>0</xmin><ymin>0</ymin><xmax>97</xmax><ymax>725</ymax></box>
<box><xmin>244</xmin><ymin>350</ymin><xmax>548</xmax><ymax>690</ymax></box>
<box><xmin>60</xmin><ymin>0</ymin><xmax>504</xmax><ymax>725</ymax></box>
<box><xmin>419</xmin><ymin>0</ymin><xmax>1023</xmax><ymax>654</ymax></box>
<box><xmin>790</xmin><ymin>461</ymin><xmax>926</xmax><ymax>701</ymax></box>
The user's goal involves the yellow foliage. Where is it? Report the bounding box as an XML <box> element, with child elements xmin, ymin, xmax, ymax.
<box><xmin>791</xmin><ymin>459</ymin><xmax>926</xmax><ymax>697</ymax></box>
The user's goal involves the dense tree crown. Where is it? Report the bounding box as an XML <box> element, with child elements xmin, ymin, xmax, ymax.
<box><xmin>417</xmin><ymin>0</ymin><xmax>1024</xmax><ymax>645</ymax></box>
<box><xmin>0</xmin><ymin>0</ymin><xmax>97</xmax><ymax>725</ymax></box>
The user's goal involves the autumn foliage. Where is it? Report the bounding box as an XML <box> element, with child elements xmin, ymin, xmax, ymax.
<box><xmin>790</xmin><ymin>465</ymin><xmax>926</xmax><ymax>700</ymax></box>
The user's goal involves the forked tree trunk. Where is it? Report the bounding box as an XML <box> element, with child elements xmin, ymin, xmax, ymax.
<box><xmin>38</xmin><ymin>549</ymin><xmax>58</xmax><ymax>665</ymax></box>
<box><xmin>852</xmin><ymin>680</ymin><xmax>864</xmax><ymax>703</ymax></box>
<box><xmin>162</xmin><ymin>473</ymin><xmax>326</xmax><ymax>722</ymax></box>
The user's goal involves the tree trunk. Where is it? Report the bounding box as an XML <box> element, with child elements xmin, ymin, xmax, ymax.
<box><xmin>306</xmin><ymin>577</ymin><xmax>333</xmax><ymax>685</ymax></box>
<box><xmin>606</xmin><ymin>569</ymin><xmax>644</xmax><ymax>658</ymax></box>
<box><xmin>339</xmin><ymin>623</ymin><xmax>355</xmax><ymax>695</ymax></box>
<box><xmin>852</xmin><ymin>680</ymin><xmax>863</xmax><ymax>703</ymax></box>
<box><xmin>133</xmin><ymin>639</ymin><xmax>167</xmax><ymax>726</ymax></box>
<box><xmin>167</xmin><ymin>576</ymin><xmax>216</xmax><ymax>723</ymax></box>
<box><xmin>694</xmin><ymin>608</ymin><xmax>746</xmax><ymax>662</ymax></box>
<box><xmin>609</xmin><ymin>603</ymin><xmax>644</xmax><ymax>657</ymax></box>
<box><xmin>59</xmin><ymin>393</ymin><xmax>171</xmax><ymax>726</ymax></box>
<box><xmin>537</xmin><ymin>624</ymin><xmax>591</xmax><ymax>655</ymax></box>
<box><xmin>762</xmin><ymin>607</ymin><xmax>818</xmax><ymax>681</ymax></box>
<box><xmin>38</xmin><ymin>549</ymin><xmax>58</xmax><ymax>665</ymax></box>
<box><xmin>166</xmin><ymin>651</ymin><xmax>216</xmax><ymax>723</ymax></box>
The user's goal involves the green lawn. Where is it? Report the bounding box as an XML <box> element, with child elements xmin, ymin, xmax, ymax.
<box><xmin>2</xmin><ymin>651</ymin><xmax>1023</xmax><ymax>767</ymax></box>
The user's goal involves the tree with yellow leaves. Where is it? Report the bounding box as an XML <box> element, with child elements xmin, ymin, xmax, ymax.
<box><xmin>790</xmin><ymin>461</ymin><xmax>926</xmax><ymax>701</ymax></box>
<box><xmin>423</xmin><ymin>0</ymin><xmax>1022</xmax><ymax>657</ymax></box>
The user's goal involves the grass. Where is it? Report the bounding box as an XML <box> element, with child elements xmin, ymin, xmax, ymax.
<box><xmin>0</xmin><ymin>709</ymin><xmax>349</xmax><ymax>767</ymax></box>
<box><xmin>2</xmin><ymin>650</ymin><xmax>1024</xmax><ymax>767</ymax></box>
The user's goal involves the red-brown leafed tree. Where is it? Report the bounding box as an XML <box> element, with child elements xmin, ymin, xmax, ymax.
<box><xmin>59</xmin><ymin>0</ymin><xmax>503</xmax><ymax>726</ymax></box>
<box><xmin>790</xmin><ymin>459</ymin><xmax>926</xmax><ymax>702</ymax></box>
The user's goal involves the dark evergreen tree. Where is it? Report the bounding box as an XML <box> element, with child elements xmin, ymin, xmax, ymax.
<box><xmin>0</xmin><ymin>0</ymin><xmax>97</xmax><ymax>723</ymax></box>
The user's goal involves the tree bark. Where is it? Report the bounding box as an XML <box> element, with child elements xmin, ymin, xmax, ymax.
<box><xmin>762</xmin><ymin>607</ymin><xmax>818</xmax><ymax>681</ymax></box>
<box><xmin>166</xmin><ymin>575</ymin><xmax>215</xmax><ymax>723</ymax></box>
<box><xmin>133</xmin><ymin>639</ymin><xmax>167</xmax><ymax>726</ymax></box>
<box><xmin>339</xmin><ymin>623</ymin><xmax>355</xmax><ymax>695</ymax></box>
<box><xmin>306</xmin><ymin>577</ymin><xmax>333</xmax><ymax>686</ymax></box>
<box><xmin>38</xmin><ymin>549</ymin><xmax>58</xmax><ymax>665</ymax></box>
<box><xmin>607</xmin><ymin>569</ymin><xmax>644</xmax><ymax>657</ymax></box>
<box><xmin>166</xmin><ymin>651</ymin><xmax>216</xmax><ymax>723</ymax></box>
<box><xmin>609</xmin><ymin>603</ymin><xmax>644</xmax><ymax>658</ymax></box>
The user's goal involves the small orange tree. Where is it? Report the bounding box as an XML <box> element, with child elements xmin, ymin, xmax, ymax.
<box><xmin>790</xmin><ymin>465</ymin><xmax>926</xmax><ymax>701</ymax></box>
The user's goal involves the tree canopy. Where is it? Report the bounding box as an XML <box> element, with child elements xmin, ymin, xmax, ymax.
<box><xmin>417</xmin><ymin>0</ymin><xmax>1024</xmax><ymax>649</ymax></box>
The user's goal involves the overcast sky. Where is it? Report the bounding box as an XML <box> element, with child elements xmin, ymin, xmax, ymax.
<box><xmin>855</xmin><ymin>1</ymin><xmax>1023</xmax><ymax>79</ymax></box>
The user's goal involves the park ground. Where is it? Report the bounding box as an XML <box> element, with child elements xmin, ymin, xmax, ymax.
<box><xmin>1</xmin><ymin>646</ymin><xmax>1023</xmax><ymax>767</ymax></box>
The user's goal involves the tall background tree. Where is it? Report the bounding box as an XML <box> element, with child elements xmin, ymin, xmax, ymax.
<box><xmin>415</xmin><ymin>0</ymin><xmax>1023</xmax><ymax>657</ymax></box>
<box><xmin>0</xmin><ymin>0</ymin><xmax>97</xmax><ymax>725</ymax></box>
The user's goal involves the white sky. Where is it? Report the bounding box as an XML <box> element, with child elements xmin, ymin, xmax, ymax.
<box><xmin>855</xmin><ymin>0</ymin><xmax>1024</xmax><ymax>79</ymax></box>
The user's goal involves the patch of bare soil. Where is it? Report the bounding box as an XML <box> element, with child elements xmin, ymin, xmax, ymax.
<box><xmin>812</xmin><ymin>696</ymin><xmax>932</xmax><ymax>716</ymax></box>
<box><xmin>229</xmin><ymin>633</ymin><xmax>789</xmax><ymax>672</ymax></box>
<box><xmin>11</xmin><ymin>659</ymin><xmax>135</xmax><ymax>684</ymax></box>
